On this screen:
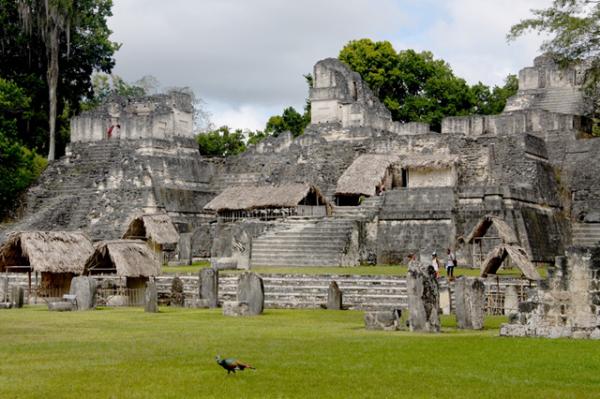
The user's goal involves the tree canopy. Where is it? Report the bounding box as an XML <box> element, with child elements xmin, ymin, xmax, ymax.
<box><xmin>339</xmin><ymin>39</ymin><xmax>518</xmax><ymax>131</ymax></box>
<box><xmin>0</xmin><ymin>0</ymin><xmax>117</xmax><ymax>217</ymax></box>
<box><xmin>197</xmin><ymin>126</ymin><xmax>247</xmax><ymax>157</ymax></box>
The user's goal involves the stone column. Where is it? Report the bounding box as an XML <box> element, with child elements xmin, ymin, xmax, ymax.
<box><xmin>504</xmin><ymin>285</ymin><xmax>519</xmax><ymax>315</ymax></box>
<box><xmin>199</xmin><ymin>268</ymin><xmax>219</xmax><ymax>308</ymax></box>
<box><xmin>144</xmin><ymin>280</ymin><xmax>158</xmax><ymax>313</ymax></box>
<box><xmin>237</xmin><ymin>272</ymin><xmax>264</xmax><ymax>315</ymax></box>
<box><xmin>233</xmin><ymin>231</ymin><xmax>251</xmax><ymax>270</ymax></box>
<box><xmin>178</xmin><ymin>233</ymin><xmax>193</xmax><ymax>266</ymax></box>
<box><xmin>406</xmin><ymin>261</ymin><xmax>440</xmax><ymax>332</ymax></box>
<box><xmin>454</xmin><ymin>277</ymin><xmax>485</xmax><ymax>330</ymax></box>
<box><xmin>170</xmin><ymin>276</ymin><xmax>185</xmax><ymax>307</ymax></box>
<box><xmin>69</xmin><ymin>276</ymin><xmax>97</xmax><ymax>310</ymax></box>
<box><xmin>439</xmin><ymin>286</ymin><xmax>452</xmax><ymax>315</ymax></box>
<box><xmin>11</xmin><ymin>286</ymin><xmax>24</xmax><ymax>308</ymax></box>
<box><xmin>327</xmin><ymin>281</ymin><xmax>342</xmax><ymax>310</ymax></box>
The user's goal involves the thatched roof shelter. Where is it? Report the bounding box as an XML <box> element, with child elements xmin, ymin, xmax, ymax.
<box><xmin>122</xmin><ymin>213</ymin><xmax>179</xmax><ymax>247</ymax></box>
<box><xmin>335</xmin><ymin>154</ymin><xmax>399</xmax><ymax>197</ymax></box>
<box><xmin>83</xmin><ymin>240</ymin><xmax>161</xmax><ymax>277</ymax></box>
<box><xmin>480</xmin><ymin>244</ymin><xmax>541</xmax><ymax>280</ymax></box>
<box><xmin>464</xmin><ymin>215</ymin><xmax>519</xmax><ymax>245</ymax></box>
<box><xmin>0</xmin><ymin>231</ymin><xmax>94</xmax><ymax>274</ymax></box>
<box><xmin>399</xmin><ymin>154</ymin><xmax>458</xmax><ymax>169</ymax></box>
<box><xmin>204</xmin><ymin>183</ymin><xmax>327</xmax><ymax>212</ymax></box>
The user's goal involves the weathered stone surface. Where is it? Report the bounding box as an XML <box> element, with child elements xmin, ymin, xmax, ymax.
<box><xmin>144</xmin><ymin>281</ymin><xmax>158</xmax><ymax>313</ymax></box>
<box><xmin>184</xmin><ymin>298</ymin><xmax>211</xmax><ymax>308</ymax></box>
<box><xmin>170</xmin><ymin>277</ymin><xmax>184</xmax><ymax>307</ymax></box>
<box><xmin>406</xmin><ymin>260</ymin><xmax>440</xmax><ymax>333</ymax></box>
<box><xmin>364</xmin><ymin>310</ymin><xmax>399</xmax><ymax>331</ymax></box>
<box><xmin>0</xmin><ymin>302</ymin><xmax>13</xmax><ymax>309</ymax></box>
<box><xmin>237</xmin><ymin>272</ymin><xmax>264</xmax><ymax>316</ymax></box>
<box><xmin>11</xmin><ymin>286</ymin><xmax>24</xmax><ymax>308</ymax></box>
<box><xmin>501</xmin><ymin>247</ymin><xmax>600</xmax><ymax>339</ymax></box>
<box><xmin>503</xmin><ymin>285</ymin><xmax>519</xmax><ymax>315</ymax></box>
<box><xmin>106</xmin><ymin>295</ymin><xmax>129</xmax><ymax>307</ymax></box>
<box><xmin>454</xmin><ymin>277</ymin><xmax>485</xmax><ymax>330</ymax></box>
<box><xmin>48</xmin><ymin>301</ymin><xmax>75</xmax><ymax>312</ymax></box>
<box><xmin>1</xmin><ymin>277</ymin><xmax>8</xmax><ymax>301</ymax></box>
<box><xmin>232</xmin><ymin>230</ymin><xmax>251</xmax><ymax>270</ymax></box>
<box><xmin>439</xmin><ymin>286</ymin><xmax>451</xmax><ymax>315</ymax></box>
<box><xmin>327</xmin><ymin>281</ymin><xmax>342</xmax><ymax>310</ymax></box>
<box><xmin>223</xmin><ymin>301</ymin><xmax>250</xmax><ymax>317</ymax></box>
<box><xmin>211</xmin><ymin>257</ymin><xmax>237</xmax><ymax>270</ymax></box>
<box><xmin>199</xmin><ymin>268</ymin><xmax>219</xmax><ymax>308</ymax></box>
<box><xmin>69</xmin><ymin>276</ymin><xmax>97</xmax><ymax>310</ymax></box>
<box><xmin>178</xmin><ymin>233</ymin><xmax>193</xmax><ymax>266</ymax></box>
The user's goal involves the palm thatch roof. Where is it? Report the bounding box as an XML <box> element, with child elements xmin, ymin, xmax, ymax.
<box><xmin>480</xmin><ymin>244</ymin><xmax>541</xmax><ymax>280</ymax></box>
<box><xmin>464</xmin><ymin>215</ymin><xmax>519</xmax><ymax>245</ymax></box>
<box><xmin>204</xmin><ymin>183</ymin><xmax>327</xmax><ymax>212</ymax></box>
<box><xmin>0</xmin><ymin>231</ymin><xmax>94</xmax><ymax>274</ymax></box>
<box><xmin>335</xmin><ymin>154</ymin><xmax>399</xmax><ymax>197</ymax></box>
<box><xmin>122</xmin><ymin>213</ymin><xmax>179</xmax><ymax>246</ymax></box>
<box><xmin>83</xmin><ymin>240</ymin><xmax>161</xmax><ymax>277</ymax></box>
<box><xmin>400</xmin><ymin>154</ymin><xmax>458</xmax><ymax>169</ymax></box>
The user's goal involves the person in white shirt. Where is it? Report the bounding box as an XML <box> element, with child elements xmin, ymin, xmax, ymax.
<box><xmin>446</xmin><ymin>248</ymin><xmax>456</xmax><ymax>280</ymax></box>
<box><xmin>431</xmin><ymin>252</ymin><xmax>440</xmax><ymax>278</ymax></box>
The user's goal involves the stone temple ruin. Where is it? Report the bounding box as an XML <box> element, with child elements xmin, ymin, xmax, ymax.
<box><xmin>1</xmin><ymin>54</ymin><xmax>600</xmax><ymax>336</ymax></box>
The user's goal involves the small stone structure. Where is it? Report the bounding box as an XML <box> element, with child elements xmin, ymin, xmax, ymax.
<box><xmin>11</xmin><ymin>286</ymin><xmax>24</xmax><ymax>308</ymax></box>
<box><xmin>406</xmin><ymin>260</ymin><xmax>440</xmax><ymax>332</ymax></box>
<box><xmin>503</xmin><ymin>285</ymin><xmax>519</xmax><ymax>315</ymax></box>
<box><xmin>501</xmin><ymin>247</ymin><xmax>600</xmax><ymax>339</ymax></box>
<box><xmin>144</xmin><ymin>280</ymin><xmax>158</xmax><ymax>313</ymax></box>
<box><xmin>199</xmin><ymin>268</ymin><xmax>219</xmax><ymax>308</ymax></box>
<box><xmin>222</xmin><ymin>301</ymin><xmax>251</xmax><ymax>317</ymax></box>
<box><xmin>170</xmin><ymin>276</ymin><xmax>184</xmax><ymax>307</ymax></box>
<box><xmin>236</xmin><ymin>272</ymin><xmax>264</xmax><ymax>316</ymax></box>
<box><xmin>454</xmin><ymin>277</ymin><xmax>486</xmax><ymax>330</ymax></box>
<box><xmin>364</xmin><ymin>309</ymin><xmax>406</xmax><ymax>331</ymax></box>
<box><xmin>69</xmin><ymin>276</ymin><xmax>97</xmax><ymax>310</ymax></box>
<box><xmin>48</xmin><ymin>302</ymin><xmax>75</xmax><ymax>312</ymax></box>
<box><xmin>439</xmin><ymin>286</ymin><xmax>452</xmax><ymax>315</ymax></box>
<box><xmin>327</xmin><ymin>281</ymin><xmax>342</xmax><ymax>310</ymax></box>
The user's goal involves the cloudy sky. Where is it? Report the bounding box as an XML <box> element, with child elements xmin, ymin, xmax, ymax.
<box><xmin>108</xmin><ymin>0</ymin><xmax>551</xmax><ymax>131</ymax></box>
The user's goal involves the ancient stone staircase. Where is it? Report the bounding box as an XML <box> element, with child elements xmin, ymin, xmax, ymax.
<box><xmin>250</xmin><ymin>218</ymin><xmax>357</xmax><ymax>267</ymax></box>
<box><xmin>534</xmin><ymin>88</ymin><xmax>584</xmax><ymax>115</ymax></box>
<box><xmin>572</xmin><ymin>223</ymin><xmax>600</xmax><ymax>247</ymax></box>
<box><xmin>332</xmin><ymin>196</ymin><xmax>383</xmax><ymax>220</ymax></box>
<box><xmin>218</xmin><ymin>274</ymin><xmax>406</xmax><ymax>311</ymax></box>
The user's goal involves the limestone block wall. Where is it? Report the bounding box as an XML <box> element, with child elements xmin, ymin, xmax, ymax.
<box><xmin>500</xmin><ymin>246</ymin><xmax>600</xmax><ymax>339</ymax></box>
<box><xmin>70</xmin><ymin>92</ymin><xmax>194</xmax><ymax>143</ymax></box>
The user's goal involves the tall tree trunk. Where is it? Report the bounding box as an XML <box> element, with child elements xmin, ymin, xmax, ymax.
<box><xmin>46</xmin><ymin>24</ymin><xmax>59</xmax><ymax>161</ymax></box>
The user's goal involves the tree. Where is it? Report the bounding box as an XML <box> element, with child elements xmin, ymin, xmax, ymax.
<box><xmin>197</xmin><ymin>126</ymin><xmax>246</xmax><ymax>157</ymax></box>
<box><xmin>471</xmin><ymin>74</ymin><xmax>519</xmax><ymax>116</ymax></box>
<box><xmin>265</xmin><ymin>106</ymin><xmax>308</xmax><ymax>138</ymax></box>
<box><xmin>0</xmin><ymin>0</ymin><xmax>118</xmax><ymax>159</ymax></box>
<box><xmin>340</xmin><ymin>40</ymin><xmax>484</xmax><ymax>131</ymax></box>
<box><xmin>0</xmin><ymin>78</ymin><xmax>46</xmax><ymax>218</ymax></box>
<box><xmin>508</xmin><ymin>0</ymin><xmax>600</xmax><ymax>132</ymax></box>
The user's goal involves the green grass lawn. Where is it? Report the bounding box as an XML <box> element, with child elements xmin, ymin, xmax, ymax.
<box><xmin>162</xmin><ymin>262</ymin><xmax>546</xmax><ymax>278</ymax></box>
<box><xmin>0</xmin><ymin>307</ymin><xmax>598</xmax><ymax>398</ymax></box>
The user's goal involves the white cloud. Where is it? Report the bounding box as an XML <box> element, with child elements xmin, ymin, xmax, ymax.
<box><xmin>109</xmin><ymin>0</ymin><xmax>555</xmax><ymax>130</ymax></box>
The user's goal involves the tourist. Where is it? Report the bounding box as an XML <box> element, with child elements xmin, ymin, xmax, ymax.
<box><xmin>431</xmin><ymin>252</ymin><xmax>440</xmax><ymax>278</ymax></box>
<box><xmin>446</xmin><ymin>248</ymin><xmax>456</xmax><ymax>281</ymax></box>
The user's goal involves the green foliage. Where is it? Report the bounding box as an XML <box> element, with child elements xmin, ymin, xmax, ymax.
<box><xmin>265</xmin><ymin>106</ymin><xmax>309</xmax><ymax>138</ymax></box>
<box><xmin>1</xmin><ymin>308</ymin><xmax>599</xmax><ymax>398</ymax></box>
<box><xmin>196</xmin><ymin>126</ymin><xmax>247</xmax><ymax>157</ymax></box>
<box><xmin>339</xmin><ymin>39</ymin><xmax>518</xmax><ymax>131</ymax></box>
<box><xmin>81</xmin><ymin>74</ymin><xmax>149</xmax><ymax>110</ymax></box>
<box><xmin>0</xmin><ymin>0</ymin><xmax>118</xmax><ymax>157</ymax></box>
<box><xmin>0</xmin><ymin>78</ymin><xmax>47</xmax><ymax>218</ymax></box>
<box><xmin>508</xmin><ymin>0</ymin><xmax>600</xmax><ymax>134</ymax></box>
<box><xmin>246</xmin><ymin>130</ymin><xmax>269</xmax><ymax>146</ymax></box>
